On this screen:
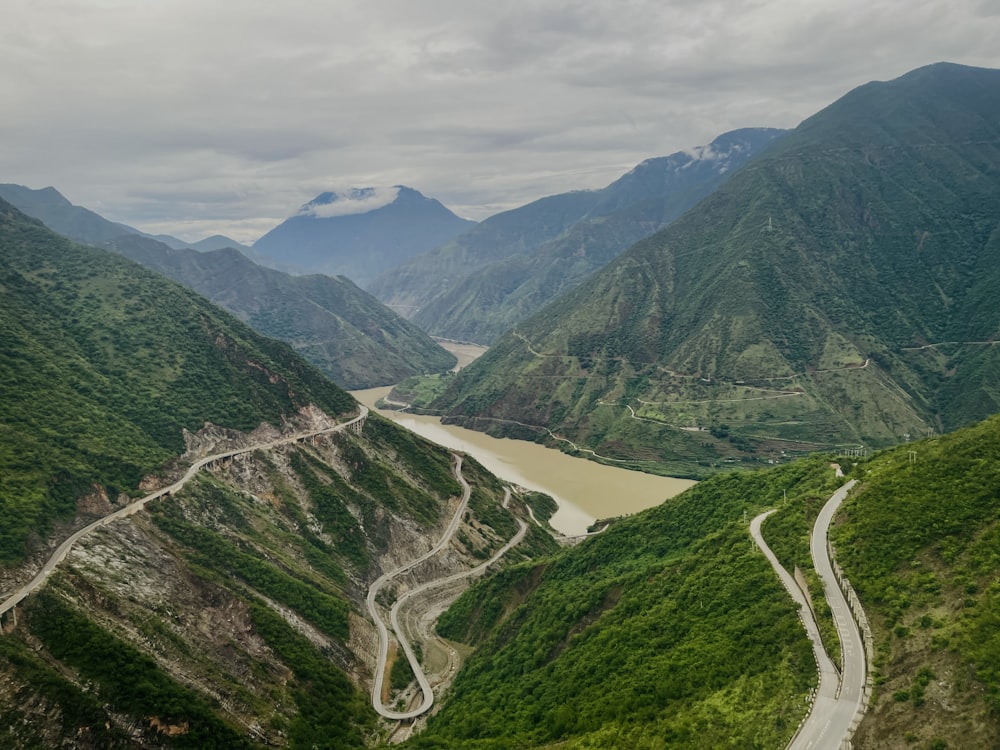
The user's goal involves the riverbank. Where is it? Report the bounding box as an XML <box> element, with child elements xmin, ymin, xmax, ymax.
<box><xmin>352</xmin><ymin>386</ymin><xmax>694</xmax><ymax>535</ymax></box>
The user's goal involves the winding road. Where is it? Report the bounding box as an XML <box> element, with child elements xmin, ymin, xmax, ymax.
<box><xmin>0</xmin><ymin>406</ymin><xmax>369</xmax><ymax>619</ymax></box>
<box><xmin>366</xmin><ymin>456</ymin><xmax>526</xmax><ymax>720</ymax></box>
<box><xmin>751</xmin><ymin>479</ymin><xmax>866</xmax><ymax>750</ymax></box>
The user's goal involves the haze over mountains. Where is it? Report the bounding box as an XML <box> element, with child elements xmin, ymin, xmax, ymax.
<box><xmin>0</xmin><ymin>185</ymin><xmax>456</xmax><ymax>389</ymax></box>
<box><xmin>428</xmin><ymin>62</ymin><xmax>1000</xmax><ymax>475</ymax></box>
<box><xmin>369</xmin><ymin>128</ymin><xmax>787</xmax><ymax>344</ymax></box>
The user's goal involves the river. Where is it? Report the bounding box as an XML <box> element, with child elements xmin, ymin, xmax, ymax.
<box><xmin>352</xmin><ymin>386</ymin><xmax>695</xmax><ymax>535</ymax></box>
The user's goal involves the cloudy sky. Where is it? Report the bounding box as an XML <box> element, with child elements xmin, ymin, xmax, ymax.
<box><xmin>2</xmin><ymin>0</ymin><xmax>999</xmax><ymax>243</ymax></box>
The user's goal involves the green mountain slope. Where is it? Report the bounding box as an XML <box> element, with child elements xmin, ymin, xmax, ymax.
<box><xmin>102</xmin><ymin>234</ymin><xmax>456</xmax><ymax>388</ymax></box>
<box><xmin>430</xmin><ymin>63</ymin><xmax>1000</xmax><ymax>475</ymax></box>
<box><xmin>831</xmin><ymin>416</ymin><xmax>1000</xmax><ymax>749</ymax></box>
<box><xmin>0</xmin><ymin>196</ymin><xmax>551</xmax><ymax>747</ymax></box>
<box><xmin>0</xmin><ymin>185</ymin><xmax>456</xmax><ymax>388</ymax></box>
<box><xmin>407</xmin><ymin>456</ymin><xmax>840</xmax><ymax>749</ymax></box>
<box><xmin>0</xmin><ymin>198</ymin><xmax>354</xmax><ymax>563</ymax></box>
<box><xmin>369</xmin><ymin>129</ymin><xmax>785</xmax><ymax>344</ymax></box>
<box><xmin>405</xmin><ymin>415</ymin><xmax>1000</xmax><ymax>749</ymax></box>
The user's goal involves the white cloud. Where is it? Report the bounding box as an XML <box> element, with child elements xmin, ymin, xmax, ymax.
<box><xmin>297</xmin><ymin>187</ymin><xmax>402</xmax><ymax>219</ymax></box>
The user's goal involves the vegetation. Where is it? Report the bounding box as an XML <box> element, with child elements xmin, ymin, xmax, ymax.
<box><xmin>0</xmin><ymin>636</ymin><xmax>134</xmax><ymax>748</ymax></box>
<box><xmin>830</xmin><ymin>414</ymin><xmax>1000</xmax><ymax>748</ymax></box>
<box><xmin>106</xmin><ymin>235</ymin><xmax>456</xmax><ymax>390</ymax></box>
<box><xmin>289</xmin><ymin>451</ymin><xmax>369</xmax><ymax>570</ymax></box>
<box><xmin>150</xmin><ymin>498</ymin><xmax>351</xmax><ymax>641</ymax></box>
<box><xmin>24</xmin><ymin>589</ymin><xmax>252</xmax><ymax>748</ymax></box>
<box><xmin>522</xmin><ymin>490</ymin><xmax>559</xmax><ymax>524</ymax></box>
<box><xmin>384</xmin><ymin>372</ymin><xmax>453</xmax><ymax>412</ymax></box>
<box><xmin>412</xmin><ymin>461</ymin><xmax>837</xmax><ymax>748</ymax></box>
<box><xmin>430</xmin><ymin>63</ymin><xmax>1000</xmax><ymax>477</ymax></box>
<box><xmin>0</xmin><ymin>199</ymin><xmax>355</xmax><ymax>564</ymax></box>
<box><xmin>246</xmin><ymin>600</ymin><xmax>373</xmax><ymax>748</ymax></box>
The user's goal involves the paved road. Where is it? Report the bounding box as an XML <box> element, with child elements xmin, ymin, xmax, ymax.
<box><xmin>749</xmin><ymin>510</ymin><xmax>840</xmax><ymax>714</ymax></box>
<box><xmin>366</xmin><ymin>454</ymin><xmax>472</xmax><ymax>720</ymax></box>
<box><xmin>366</xmin><ymin>458</ymin><xmax>527</xmax><ymax>720</ymax></box>
<box><xmin>389</xmin><ymin>516</ymin><xmax>527</xmax><ymax>695</ymax></box>
<box><xmin>751</xmin><ymin>478</ymin><xmax>866</xmax><ymax>750</ymax></box>
<box><xmin>798</xmin><ymin>479</ymin><xmax>865</xmax><ymax>750</ymax></box>
<box><xmin>0</xmin><ymin>406</ymin><xmax>369</xmax><ymax>618</ymax></box>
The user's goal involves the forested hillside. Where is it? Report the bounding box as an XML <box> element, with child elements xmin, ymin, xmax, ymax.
<box><xmin>429</xmin><ymin>63</ymin><xmax>1000</xmax><ymax>476</ymax></box>
<box><xmin>371</xmin><ymin>128</ymin><xmax>784</xmax><ymax>344</ymax></box>
<box><xmin>0</xmin><ymin>196</ymin><xmax>546</xmax><ymax>748</ymax></box>
<box><xmin>0</xmin><ymin>185</ymin><xmax>456</xmax><ymax>389</ymax></box>
<box><xmin>0</xmin><ymin>198</ymin><xmax>354</xmax><ymax>563</ymax></box>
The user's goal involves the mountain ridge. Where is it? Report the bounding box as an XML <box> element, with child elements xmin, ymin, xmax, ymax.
<box><xmin>426</xmin><ymin>62</ymin><xmax>1000</xmax><ymax>474</ymax></box>
<box><xmin>369</xmin><ymin>128</ymin><xmax>786</xmax><ymax>343</ymax></box>
<box><xmin>0</xmin><ymin>184</ymin><xmax>456</xmax><ymax>388</ymax></box>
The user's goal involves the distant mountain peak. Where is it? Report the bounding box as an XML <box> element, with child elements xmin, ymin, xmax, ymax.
<box><xmin>297</xmin><ymin>186</ymin><xmax>404</xmax><ymax>219</ymax></box>
<box><xmin>252</xmin><ymin>185</ymin><xmax>475</xmax><ymax>285</ymax></box>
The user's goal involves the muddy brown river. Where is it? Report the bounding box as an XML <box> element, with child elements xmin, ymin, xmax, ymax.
<box><xmin>352</xmin><ymin>386</ymin><xmax>695</xmax><ymax>535</ymax></box>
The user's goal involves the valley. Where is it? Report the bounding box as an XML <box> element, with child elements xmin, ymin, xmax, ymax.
<box><xmin>353</xmin><ymin>385</ymin><xmax>695</xmax><ymax>535</ymax></box>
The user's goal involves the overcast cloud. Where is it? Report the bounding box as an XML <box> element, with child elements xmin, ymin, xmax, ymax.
<box><xmin>2</xmin><ymin>0</ymin><xmax>998</xmax><ymax>242</ymax></box>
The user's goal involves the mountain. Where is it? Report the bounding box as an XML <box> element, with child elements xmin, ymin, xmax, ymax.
<box><xmin>1</xmin><ymin>185</ymin><xmax>456</xmax><ymax>388</ymax></box>
<box><xmin>0</xmin><ymin>183</ymin><xmax>252</xmax><ymax>253</ymax></box>
<box><xmin>0</xmin><ymin>196</ymin><xmax>355</xmax><ymax>563</ymax></box>
<box><xmin>368</xmin><ymin>128</ymin><xmax>786</xmax><ymax>344</ymax></box>
<box><xmin>189</xmin><ymin>233</ymin><xmax>253</xmax><ymax>252</ymax></box>
<box><xmin>405</xmin><ymin>415</ymin><xmax>1000</xmax><ymax>749</ymax></box>
<box><xmin>2</xmin><ymin>194</ymin><xmax>996</xmax><ymax>748</ymax></box>
<box><xmin>0</xmin><ymin>197</ymin><xmax>550</xmax><ymax>746</ymax></box>
<box><xmin>426</xmin><ymin>63</ymin><xmax>1000</xmax><ymax>475</ymax></box>
<box><xmin>102</xmin><ymin>234</ymin><xmax>457</xmax><ymax>388</ymax></box>
<box><xmin>368</xmin><ymin>190</ymin><xmax>608</xmax><ymax>319</ymax></box>
<box><xmin>251</xmin><ymin>186</ymin><xmax>477</xmax><ymax>285</ymax></box>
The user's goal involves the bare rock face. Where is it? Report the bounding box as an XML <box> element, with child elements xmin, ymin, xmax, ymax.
<box><xmin>75</xmin><ymin>484</ymin><xmax>114</xmax><ymax>515</ymax></box>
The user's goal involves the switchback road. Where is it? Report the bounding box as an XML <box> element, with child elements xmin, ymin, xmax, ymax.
<box><xmin>366</xmin><ymin>456</ymin><xmax>526</xmax><ymax>721</ymax></box>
